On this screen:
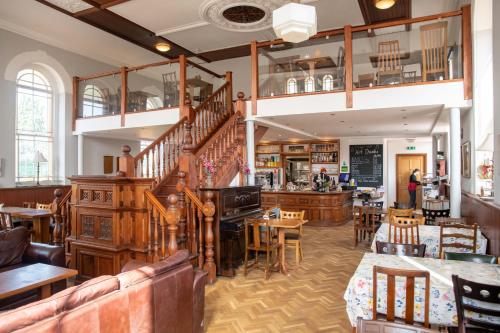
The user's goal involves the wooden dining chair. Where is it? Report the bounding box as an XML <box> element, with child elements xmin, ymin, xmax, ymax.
<box><xmin>377</xmin><ymin>40</ymin><xmax>403</xmax><ymax>85</ymax></box>
<box><xmin>362</xmin><ymin>201</ymin><xmax>383</xmax><ymax>223</ymax></box>
<box><xmin>388</xmin><ymin>217</ymin><xmax>421</xmax><ymax>245</ymax></box>
<box><xmin>452</xmin><ymin>274</ymin><xmax>500</xmax><ymax>333</ymax></box>
<box><xmin>388</xmin><ymin>208</ymin><xmax>414</xmax><ymax>223</ymax></box>
<box><xmin>0</xmin><ymin>212</ymin><xmax>14</xmax><ymax>230</ymax></box>
<box><xmin>354</xmin><ymin>206</ymin><xmax>379</xmax><ymax>246</ymax></box>
<box><xmin>444</xmin><ymin>252</ymin><xmax>497</xmax><ymax>265</ymax></box>
<box><xmin>356</xmin><ymin>318</ymin><xmax>435</xmax><ymax>333</ymax></box>
<box><xmin>375</xmin><ymin>241</ymin><xmax>426</xmax><ymax>258</ymax></box>
<box><xmin>281</xmin><ymin>210</ymin><xmax>305</xmax><ymax>265</ymax></box>
<box><xmin>420</xmin><ymin>21</ymin><xmax>449</xmax><ymax>81</ymax></box>
<box><xmin>434</xmin><ymin>217</ymin><xmax>467</xmax><ymax>225</ymax></box>
<box><xmin>243</xmin><ymin>219</ymin><xmax>281</xmax><ymax>280</ymax></box>
<box><xmin>36</xmin><ymin>202</ymin><xmax>53</xmax><ymax>210</ymax></box>
<box><xmin>439</xmin><ymin>223</ymin><xmax>478</xmax><ymax>258</ymax></box>
<box><xmin>373</xmin><ymin>266</ymin><xmax>431</xmax><ymax>328</ymax></box>
<box><xmin>422</xmin><ymin>208</ymin><xmax>450</xmax><ymax>225</ymax></box>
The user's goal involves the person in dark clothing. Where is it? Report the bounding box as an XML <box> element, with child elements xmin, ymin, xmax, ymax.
<box><xmin>408</xmin><ymin>169</ymin><xmax>421</xmax><ymax>209</ymax></box>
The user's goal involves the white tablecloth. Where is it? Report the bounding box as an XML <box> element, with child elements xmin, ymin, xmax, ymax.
<box><xmin>370</xmin><ymin>224</ymin><xmax>488</xmax><ymax>258</ymax></box>
<box><xmin>344</xmin><ymin>253</ymin><xmax>500</xmax><ymax>327</ymax></box>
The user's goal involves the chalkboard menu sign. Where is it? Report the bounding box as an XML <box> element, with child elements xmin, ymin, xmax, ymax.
<box><xmin>349</xmin><ymin>144</ymin><xmax>383</xmax><ymax>187</ymax></box>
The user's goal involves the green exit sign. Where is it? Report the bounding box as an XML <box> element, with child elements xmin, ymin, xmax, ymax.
<box><xmin>406</xmin><ymin>146</ymin><xmax>416</xmax><ymax>151</ymax></box>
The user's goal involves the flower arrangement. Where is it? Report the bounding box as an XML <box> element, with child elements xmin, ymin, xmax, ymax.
<box><xmin>238</xmin><ymin>157</ymin><xmax>250</xmax><ymax>175</ymax></box>
<box><xmin>201</xmin><ymin>156</ymin><xmax>216</xmax><ymax>176</ymax></box>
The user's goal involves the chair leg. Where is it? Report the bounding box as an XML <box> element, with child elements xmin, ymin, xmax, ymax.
<box><xmin>354</xmin><ymin>228</ymin><xmax>358</xmax><ymax>246</ymax></box>
<box><xmin>244</xmin><ymin>248</ymin><xmax>249</xmax><ymax>276</ymax></box>
<box><xmin>299</xmin><ymin>241</ymin><xmax>303</xmax><ymax>262</ymax></box>
<box><xmin>265</xmin><ymin>249</ymin><xmax>270</xmax><ymax>280</ymax></box>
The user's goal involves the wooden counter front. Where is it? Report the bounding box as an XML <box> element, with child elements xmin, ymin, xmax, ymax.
<box><xmin>261</xmin><ymin>191</ymin><xmax>353</xmax><ymax>226</ymax></box>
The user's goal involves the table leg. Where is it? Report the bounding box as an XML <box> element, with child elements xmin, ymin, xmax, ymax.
<box><xmin>33</xmin><ymin>217</ymin><xmax>42</xmax><ymax>243</ymax></box>
<box><xmin>278</xmin><ymin>229</ymin><xmax>288</xmax><ymax>275</ymax></box>
<box><xmin>40</xmin><ymin>284</ymin><xmax>51</xmax><ymax>299</ymax></box>
<box><xmin>41</xmin><ymin>216</ymin><xmax>50</xmax><ymax>243</ymax></box>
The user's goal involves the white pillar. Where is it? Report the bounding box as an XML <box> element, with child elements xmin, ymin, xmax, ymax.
<box><xmin>449</xmin><ymin>107</ymin><xmax>461</xmax><ymax>217</ymax></box>
<box><xmin>246</xmin><ymin>119</ymin><xmax>255</xmax><ymax>185</ymax></box>
<box><xmin>77</xmin><ymin>134</ymin><xmax>84</xmax><ymax>175</ymax></box>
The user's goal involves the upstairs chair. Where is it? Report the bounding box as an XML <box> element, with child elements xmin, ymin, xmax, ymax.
<box><xmin>377</xmin><ymin>40</ymin><xmax>403</xmax><ymax>85</ymax></box>
<box><xmin>420</xmin><ymin>21</ymin><xmax>449</xmax><ymax>82</ymax></box>
<box><xmin>162</xmin><ymin>72</ymin><xmax>178</xmax><ymax>107</ymax></box>
<box><xmin>389</xmin><ymin>217</ymin><xmax>421</xmax><ymax>245</ymax></box>
<box><xmin>373</xmin><ymin>266</ymin><xmax>430</xmax><ymax>328</ymax></box>
<box><xmin>354</xmin><ymin>205</ymin><xmax>380</xmax><ymax>246</ymax></box>
<box><xmin>452</xmin><ymin>274</ymin><xmax>500</xmax><ymax>333</ymax></box>
<box><xmin>444</xmin><ymin>252</ymin><xmax>498</xmax><ymax>265</ymax></box>
<box><xmin>356</xmin><ymin>318</ymin><xmax>435</xmax><ymax>333</ymax></box>
<box><xmin>243</xmin><ymin>219</ymin><xmax>281</xmax><ymax>280</ymax></box>
<box><xmin>439</xmin><ymin>223</ymin><xmax>478</xmax><ymax>258</ymax></box>
<box><xmin>0</xmin><ymin>212</ymin><xmax>13</xmax><ymax>230</ymax></box>
<box><xmin>376</xmin><ymin>241</ymin><xmax>426</xmax><ymax>258</ymax></box>
<box><xmin>422</xmin><ymin>208</ymin><xmax>450</xmax><ymax>225</ymax></box>
<box><xmin>358</xmin><ymin>73</ymin><xmax>375</xmax><ymax>88</ymax></box>
<box><xmin>332</xmin><ymin>46</ymin><xmax>345</xmax><ymax>89</ymax></box>
<box><xmin>281</xmin><ymin>210</ymin><xmax>305</xmax><ymax>265</ymax></box>
<box><xmin>388</xmin><ymin>208</ymin><xmax>414</xmax><ymax>223</ymax></box>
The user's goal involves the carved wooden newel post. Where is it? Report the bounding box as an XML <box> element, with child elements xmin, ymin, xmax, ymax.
<box><xmin>176</xmin><ymin>171</ymin><xmax>187</xmax><ymax>250</ymax></box>
<box><xmin>166</xmin><ymin>194</ymin><xmax>179</xmax><ymax>256</ymax></box>
<box><xmin>202</xmin><ymin>190</ymin><xmax>216</xmax><ymax>284</ymax></box>
<box><xmin>119</xmin><ymin>144</ymin><xmax>136</xmax><ymax>177</ymax></box>
<box><xmin>52</xmin><ymin>189</ymin><xmax>63</xmax><ymax>246</ymax></box>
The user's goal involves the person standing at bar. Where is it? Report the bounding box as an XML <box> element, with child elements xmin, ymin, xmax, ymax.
<box><xmin>408</xmin><ymin>169</ymin><xmax>421</xmax><ymax>209</ymax></box>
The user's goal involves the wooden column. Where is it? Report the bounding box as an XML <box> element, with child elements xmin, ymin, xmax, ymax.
<box><xmin>225</xmin><ymin>71</ymin><xmax>233</xmax><ymax>114</ymax></box>
<box><xmin>72</xmin><ymin>77</ymin><xmax>79</xmax><ymax>131</ymax></box>
<box><xmin>179</xmin><ymin>54</ymin><xmax>187</xmax><ymax>117</ymax></box>
<box><xmin>120</xmin><ymin>66</ymin><xmax>128</xmax><ymax>127</ymax></box>
<box><xmin>166</xmin><ymin>194</ymin><xmax>179</xmax><ymax>256</ymax></box>
<box><xmin>462</xmin><ymin>5</ymin><xmax>472</xmax><ymax>100</ymax></box>
<box><xmin>118</xmin><ymin>145</ymin><xmax>136</xmax><ymax>177</ymax></box>
<box><xmin>251</xmin><ymin>41</ymin><xmax>258</xmax><ymax>115</ymax></box>
<box><xmin>202</xmin><ymin>190</ymin><xmax>216</xmax><ymax>284</ymax></box>
<box><xmin>344</xmin><ymin>25</ymin><xmax>353</xmax><ymax>108</ymax></box>
<box><xmin>176</xmin><ymin>171</ymin><xmax>187</xmax><ymax>250</ymax></box>
<box><xmin>52</xmin><ymin>189</ymin><xmax>63</xmax><ymax>246</ymax></box>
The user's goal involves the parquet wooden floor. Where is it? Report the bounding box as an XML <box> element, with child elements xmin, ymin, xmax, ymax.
<box><xmin>205</xmin><ymin>222</ymin><xmax>371</xmax><ymax>333</ymax></box>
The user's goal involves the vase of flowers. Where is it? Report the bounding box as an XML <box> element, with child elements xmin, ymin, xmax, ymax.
<box><xmin>239</xmin><ymin>158</ymin><xmax>251</xmax><ymax>185</ymax></box>
<box><xmin>201</xmin><ymin>157</ymin><xmax>216</xmax><ymax>188</ymax></box>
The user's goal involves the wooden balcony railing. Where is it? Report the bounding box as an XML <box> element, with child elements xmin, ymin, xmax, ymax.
<box><xmin>250</xmin><ymin>5</ymin><xmax>472</xmax><ymax>114</ymax></box>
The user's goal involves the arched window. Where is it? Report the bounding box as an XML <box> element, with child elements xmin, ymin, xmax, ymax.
<box><xmin>83</xmin><ymin>84</ymin><xmax>104</xmax><ymax>117</ymax></box>
<box><xmin>286</xmin><ymin>78</ymin><xmax>297</xmax><ymax>94</ymax></box>
<box><xmin>322</xmin><ymin>75</ymin><xmax>334</xmax><ymax>91</ymax></box>
<box><xmin>305</xmin><ymin>76</ymin><xmax>315</xmax><ymax>93</ymax></box>
<box><xmin>146</xmin><ymin>97</ymin><xmax>162</xmax><ymax>110</ymax></box>
<box><xmin>16</xmin><ymin>69</ymin><xmax>54</xmax><ymax>183</ymax></box>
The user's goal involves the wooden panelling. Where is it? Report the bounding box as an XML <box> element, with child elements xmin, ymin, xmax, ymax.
<box><xmin>198</xmin><ymin>44</ymin><xmax>251</xmax><ymax>62</ymax></box>
<box><xmin>0</xmin><ymin>185</ymin><xmax>70</xmax><ymax>207</ymax></box>
<box><xmin>461</xmin><ymin>191</ymin><xmax>500</xmax><ymax>256</ymax></box>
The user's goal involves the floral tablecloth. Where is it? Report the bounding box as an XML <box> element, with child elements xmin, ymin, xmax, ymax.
<box><xmin>344</xmin><ymin>253</ymin><xmax>500</xmax><ymax>327</ymax></box>
<box><xmin>370</xmin><ymin>224</ymin><xmax>487</xmax><ymax>258</ymax></box>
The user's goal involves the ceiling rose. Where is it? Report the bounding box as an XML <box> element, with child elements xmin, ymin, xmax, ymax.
<box><xmin>200</xmin><ymin>0</ymin><xmax>287</xmax><ymax>32</ymax></box>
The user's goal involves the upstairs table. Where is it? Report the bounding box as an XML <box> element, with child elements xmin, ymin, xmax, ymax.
<box><xmin>344</xmin><ymin>253</ymin><xmax>500</xmax><ymax>328</ymax></box>
<box><xmin>0</xmin><ymin>206</ymin><xmax>53</xmax><ymax>243</ymax></box>
<box><xmin>370</xmin><ymin>223</ymin><xmax>488</xmax><ymax>258</ymax></box>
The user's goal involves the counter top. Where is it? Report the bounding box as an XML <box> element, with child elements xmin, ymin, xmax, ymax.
<box><xmin>262</xmin><ymin>190</ymin><xmax>353</xmax><ymax>195</ymax></box>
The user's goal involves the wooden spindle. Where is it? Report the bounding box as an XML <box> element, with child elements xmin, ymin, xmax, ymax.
<box><xmin>52</xmin><ymin>189</ymin><xmax>63</xmax><ymax>246</ymax></box>
<box><xmin>166</xmin><ymin>194</ymin><xmax>179</xmax><ymax>256</ymax></box>
<box><xmin>202</xmin><ymin>190</ymin><xmax>216</xmax><ymax>283</ymax></box>
<box><xmin>197</xmin><ymin>207</ymin><xmax>204</xmax><ymax>268</ymax></box>
<box><xmin>153</xmin><ymin>207</ymin><xmax>159</xmax><ymax>262</ymax></box>
<box><xmin>176</xmin><ymin>171</ymin><xmax>187</xmax><ymax>249</ymax></box>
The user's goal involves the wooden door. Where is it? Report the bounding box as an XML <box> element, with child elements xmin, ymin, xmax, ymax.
<box><xmin>396</xmin><ymin>154</ymin><xmax>426</xmax><ymax>209</ymax></box>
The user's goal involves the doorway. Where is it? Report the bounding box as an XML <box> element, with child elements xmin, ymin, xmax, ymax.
<box><xmin>396</xmin><ymin>154</ymin><xmax>427</xmax><ymax>209</ymax></box>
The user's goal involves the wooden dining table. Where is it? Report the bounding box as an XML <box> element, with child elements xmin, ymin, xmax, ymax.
<box><xmin>0</xmin><ymin>206</ymin><xmax>53</xmax><ymax>243</ymax></box>
<box><xmin>246</xmin><ymin>218</ymin><xmax>308</xmax><ymax>275</ymax></box>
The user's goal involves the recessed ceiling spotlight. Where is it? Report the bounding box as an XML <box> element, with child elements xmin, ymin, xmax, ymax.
<box><xmin>404</xmin><ymin>123</ymin><xmax>408</xmax><ymax>126</ymax></box>
<box><xmin>401</xmin><ymin>109</ymin><xmax>406</xmax><ymax>112</ymax></box>
<box><xmin>402</xmin><ymin>116</ymin><xmax>407</xmax><ymax>119</ymax></box>
<box><xmin>155</xmin><ymin>41</ymin><xmax>171</xmax><ymax>52</ymax></box>
<box><xmin>340</xmin><ymin>120</ymin><xmax>345</xmax><ymax>123</ymax></box>
<box><xmin>374</xmin><ymin>0</ymin><xmax>396</xmax><ymax>10</ymax></box>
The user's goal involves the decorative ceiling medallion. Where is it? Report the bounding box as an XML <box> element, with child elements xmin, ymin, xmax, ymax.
<box><xmin>44</xmin><ymin>0</ymin><xmax>93</xmax><ymax>13</ymax></box>
<box><xmin>199</xmin><ymin>0</ymin><xmax>287</xmax><ymax>32</ymax></box>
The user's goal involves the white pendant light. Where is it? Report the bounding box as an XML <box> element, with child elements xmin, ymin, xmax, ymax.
<box><xmin>273</xmin><ymin>1</ymin><xmax>317</xmax><ymax>44</ymax></box>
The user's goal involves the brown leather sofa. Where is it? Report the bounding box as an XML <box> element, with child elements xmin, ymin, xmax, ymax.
<box><xmin>0</xmin><ymin>250</ymin><xmax>207</xmax><ymax>333</ymax></box>
<box><xmin>0</xmin><ymin>227</ymin><xmax>66</xmax><ymax>310</ymax></box>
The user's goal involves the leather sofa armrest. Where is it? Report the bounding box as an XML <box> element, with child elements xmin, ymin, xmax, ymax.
<box><xmin>192</xmin><ymin>269</ymin><xmax>208</xmax><ymax>333</ymax></box>
<box><xmin>23</xmin><ymin>243</ymin><xmax>65</xmax><ymax>268</ymax></box>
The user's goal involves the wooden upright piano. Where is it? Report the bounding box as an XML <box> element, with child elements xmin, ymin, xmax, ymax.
<box><xmin>200</xmin><ymin>186</ymin><xmax>263</xmax><ymax>277</ymax></box>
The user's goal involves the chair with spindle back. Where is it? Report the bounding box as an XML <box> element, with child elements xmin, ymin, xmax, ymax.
<box><xmin>373</xmin><ymin>266</ymin><xmax>430</xmax><ymax>328</ymax></box>
<box><xmin>356</xmin><ymin>318</ymin><xmax>435</xmax><ymax>333</ymax></box>
<box><xmin>439</xmin><ymin>223</ymin><xmax>478</xmax><ymax>258</ymax></box>
<box><xmin>0</xmin><ymin>212</ymin><xmax>14</xmax><ymax>230</ymax></box>
<box><xmin>388</xmin><ymin>208</ymin><xmax>414</xmax><ymax>223</ymax></box>
<box><xmin>452</xmin><ymin>274</ymin><xmax>500</xmax><ymax>333</ymax></box>
<box><xmin>354</xmin><ymin>205</ymin><xmax>379</xmax><ymax>246</ymax></box>
<box><xmin>420</xmin><ymin>21</ymin><xmax>449</xmax><ymax>81</ymax></box>
<box><xmin>36</xmin><ymin>203</ymin><xmax>53</xmax><ymax>210</ymax></box>
<box><xmin>281</xmin><ymin>210</ymin><xmax>305</xmax><ymax>265</ymax></box>
<box><xmin>389</xmin><ymin>217</ymin><xmax>421</xmax><ymax>245</ymax></box>
<box><xmin>375</xmin><ymin>241</ymin><xmax>426</xmax><ymax>258</ymax></box>
<box><xmin>243</xmin><ymin>218</ymin><xmax>281</xmax><ymax>280</ymax></box>
<box><xmin>362</xmin><ymin>201</ymin><xmax>383</xmax><ymax>223</ymax></box>
<box><xmin>377</xmin><ymin>40</ymin><xmax>403</xmax><ymax>85</ymax></box>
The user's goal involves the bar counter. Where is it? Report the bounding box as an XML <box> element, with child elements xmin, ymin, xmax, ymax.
<box><xmin>261</xmin><ymin>190</ymin><xmax>353</xmax><ymax>226</ymax></box>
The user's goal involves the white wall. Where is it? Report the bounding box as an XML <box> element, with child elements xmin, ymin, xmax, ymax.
<box><xmin>82</xmin><ymin>136</ymin><xmax>140</xmax><ymax>175</ymax></box>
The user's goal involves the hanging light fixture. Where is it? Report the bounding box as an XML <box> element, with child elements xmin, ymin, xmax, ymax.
<box><xmin>374</xmin><ymin>0</ymin><xmax>396</xmax><ymax>10</ymax></box>
<box><xmin>155</xmin><ymin>41</ymin><xmax>171</xmax><ymax>52</ymax></box>
<box><xmin>273</xmin><ymin>1</ymin><xmax>317</xmax><ymax>44</ymax></box>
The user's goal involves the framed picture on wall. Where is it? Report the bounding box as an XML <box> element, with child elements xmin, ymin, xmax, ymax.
<box><xmin>103</xmin><ymin>156</ymin><xmax>114</xmax><ymax>174</ymax></box>
<box><xmin>461</xmin><ymin>141</ymin><xmax>471</xmax><ymax>178</ymax></box>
